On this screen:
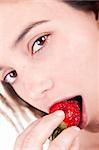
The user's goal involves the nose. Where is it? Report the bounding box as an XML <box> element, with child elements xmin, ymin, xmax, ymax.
<box><xmin>30</xmin><ymin>78</ymin><xmax>54</xmax><ymax>98</ymax></box>
<box><xmin>39</xmin><ymin>79</ymin><xmax>54</xmax><ymax>93</ymax></box>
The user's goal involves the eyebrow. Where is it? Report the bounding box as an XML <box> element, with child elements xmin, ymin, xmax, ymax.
<box><xmin>0</xmin><ymin>67</ymin><xmax>2</xmax><ymax>71</ymax></box>
<box><xmin>13</xmin><ymin>20</ymin><xmax>50</xmax><ymax>46</ymax></box>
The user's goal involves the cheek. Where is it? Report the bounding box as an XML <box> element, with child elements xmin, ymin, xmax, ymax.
<box><xmin>12</xmin><ymin>58</ymin><xmax>52</xmax><ymax>106</ymax></box>
<box><xmin>55</xmin><ymin>39</ymin><xmax>96</xmax><ymax>79</ymax></box>
<box><xmin>48</xmin><ymin>28</ymin><xmax>97</xmax><ymax>96</ymax></box>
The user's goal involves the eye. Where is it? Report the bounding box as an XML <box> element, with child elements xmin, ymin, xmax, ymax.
<box><xmin>4</xmin><ymin>70</ymin><xmax>17</xmax><ymax>84</ymax></box>
<box><xmin>29</xmin><ymin>34</ymin><xmax>50</xmax><ymax>55</ymax></box>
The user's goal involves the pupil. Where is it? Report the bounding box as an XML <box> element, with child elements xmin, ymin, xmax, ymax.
<box><xmin>38</xmin><ymin>36</ymin><xmax>46</xmax><ymax>45</ymax></box>
<box><xmin>10</xmin><ymin>70</ymin><xmax>17</xmax><ymax>77</ymax></box>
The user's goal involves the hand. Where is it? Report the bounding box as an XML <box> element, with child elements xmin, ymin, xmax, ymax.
<box><xmin>14</xmin><ymin>110</ymin><xmax>80</xmax><ymax>150</ymax></box>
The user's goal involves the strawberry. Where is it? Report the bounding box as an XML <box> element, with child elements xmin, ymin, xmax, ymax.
<box><xmin>49</xmin><ymin>100</ymin><xmax>81</xmax><ymax>140</ymax></box>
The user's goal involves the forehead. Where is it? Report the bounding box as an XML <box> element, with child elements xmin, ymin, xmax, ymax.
<box><xmin>0</xmin><ymin>0</ymin><xmax>60</xmax><ymax>3</ymax></box>
<box><xmin>0</xmin><ymin>0</ymin><xmax>68</xmax><ymax>35</ymax></box>
<box><xmin>0</xmin><ymin>0</ymin><xmax>62</xmax><ymax>20</ymax></box>
<box><xmin>0</xmin><ymin>0</ymin><xmax>67</xmax><ymax>48</ymax></box>
<box><xmin>0</xmin><ymin>0</ymin><xmax>27</xmax><ymax>2</ymax></box>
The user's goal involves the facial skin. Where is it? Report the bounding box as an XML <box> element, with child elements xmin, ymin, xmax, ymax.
<box><xmin>0</xmin><ymin>0</ymin><xmax>99</xmax><ymax>137</ymax></box>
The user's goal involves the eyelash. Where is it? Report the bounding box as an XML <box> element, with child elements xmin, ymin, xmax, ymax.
<box><xmin>28</xmin><ymin>33</ymin><xmax>51</xmax><ymax>55</ymax></box>
<box><xmin>3</xmin><ymin>70</ymin><xmax>17</xmax><ymax>84</ymax></box>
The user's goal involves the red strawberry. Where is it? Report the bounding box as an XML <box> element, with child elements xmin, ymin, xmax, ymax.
<box><xmin>49</xmin><ymin>100</ymin><xmax>81</xmax><ymax>140</ymax></box>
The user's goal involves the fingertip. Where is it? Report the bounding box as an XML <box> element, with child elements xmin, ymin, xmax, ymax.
<box><xmin>53</xmin><ymin>110</ymin><xmax>65</xmax><ymax>118</ymax></box>
<box><xmin>71</xmin><ymin>126</ymin><xmax>80</xmax><ymax>132</ymax></box>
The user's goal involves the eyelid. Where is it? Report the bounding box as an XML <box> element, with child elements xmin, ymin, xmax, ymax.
<box><xmin>27</xmin><ymin>32</ymin><xmax>52</xmax><ymax>55</ymax></box>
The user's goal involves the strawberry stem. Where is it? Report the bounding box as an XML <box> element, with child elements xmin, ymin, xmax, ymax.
<box><xmin>49</xmin><ymin>121</ymin><xmax>66</xmax><ymax>141</ymax></box>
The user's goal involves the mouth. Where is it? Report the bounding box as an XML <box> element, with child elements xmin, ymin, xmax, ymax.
<box><xmin>49</xmin><ymin>95</ymin><xmax>88</xmax><ymax>129</ymax></box>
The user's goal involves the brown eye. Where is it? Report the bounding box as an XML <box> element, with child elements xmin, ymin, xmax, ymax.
<box><xmin>31</xmin><ymin>34</ymin><xmax>50</xmax><ymax>54</ymax></box>
<box><xmin>4</xmin><ymin>70</ymin><xmax>17</xmax><ymax>84</ymax></box>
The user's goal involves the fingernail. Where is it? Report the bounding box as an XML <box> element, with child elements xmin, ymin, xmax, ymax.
<box><xmin>53</xmin><ymin>110</ymin><xmax>65</xmax><ymax>117</ymax></box>
<box><xmin>72</xmin><ymin>126</ymin><xmax>80</xmax><ymax>131</ymax></box>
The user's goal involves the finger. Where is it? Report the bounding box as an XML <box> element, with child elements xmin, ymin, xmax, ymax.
<box><xmin>14</xmin><ymin>119</ymin><xmax>41</xmax><ymax>149</ymax></box>
<box><xmin>70</xmin><ymin>137</ymin><xmax>80</xmax><ymax>150</ymax></box>
<box><xmin>48</xmin><ymin>126</ymin><xmax>80</xmax><ymax>150</ymax></box>
<box><xmin>29</xmin><ymin>110</ymin><xmax>65</xmax><ymax>144</ymax></box>
<box><xmin>14</xmin><ymin>110</ymin><xmax>65</xmax><ymax>149</ymax></box>
<box><xmin>21</xmin><ymin>118</ymin><xmax>41</xmax><ymax>135</ymax></box>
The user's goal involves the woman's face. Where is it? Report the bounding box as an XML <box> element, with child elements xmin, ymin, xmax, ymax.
<box><xmin>0</xmin><ymin>0</ymin><xmax>98</xmax><ymax>132</ymax></box>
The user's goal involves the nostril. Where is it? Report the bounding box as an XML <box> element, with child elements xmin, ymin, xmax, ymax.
<box><xmin>39</xmin><ymin>78</ymin><xmax>54</xmax><ymax>94</ymax></box>
<box><xmin>30</xmin><ymin>78</ymin><xmax>54</xmax><ymax>98</ymax></box>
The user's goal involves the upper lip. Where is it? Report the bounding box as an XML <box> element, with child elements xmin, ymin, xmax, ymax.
<box><xmin>55</xmin><ymin>95</ymin><xmax>82</xmax><ymax>105</ymax></box>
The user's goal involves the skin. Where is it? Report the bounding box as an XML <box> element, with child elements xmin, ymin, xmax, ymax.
<box><xmin>0</xmin><ymin>0</ymin><xmax>99</xmax><ymax>149</ymax></box>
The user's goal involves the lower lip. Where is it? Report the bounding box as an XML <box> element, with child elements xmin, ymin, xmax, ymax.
<box><xmin>79</xmin><ymin>97</ymin><xmax>88</xmax><ymax>129</ymax></box>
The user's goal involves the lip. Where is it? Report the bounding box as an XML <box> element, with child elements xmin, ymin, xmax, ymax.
<box><xmin>79</xmin><ymin>96</ymin><xmax>88</xmax><ymax>129</ymax></box>
<box><xmin>55</xmin><ymin>95</ymin><xmax>88</xmax><ymax>129</ymax></box>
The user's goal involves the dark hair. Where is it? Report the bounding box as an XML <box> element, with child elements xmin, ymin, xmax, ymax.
<box><xmin>63</xmin><ymin>1</ymin><xmax>99</xmax><ymax>20</ymax></box>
